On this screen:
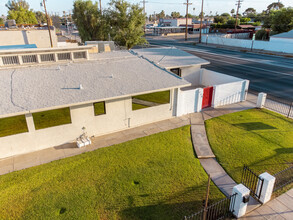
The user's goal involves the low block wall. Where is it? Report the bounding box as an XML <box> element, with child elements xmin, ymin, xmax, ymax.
<box><xmin>0</xmin><ymin>29</ymin><xmax>58</xmax><ymax>48</ymax></box>
<box><xmin>202</xmin><ymin>35</ymin><xmax>293</xmax><ymax>54</ymax></box>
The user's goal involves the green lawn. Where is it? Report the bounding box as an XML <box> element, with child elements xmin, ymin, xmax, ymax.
<box><xmin>133</xmin><ymin>90</ymin><xmax>170</xmax><ymax>104</ymax></box>
<box><xmin>0</xmin><ymin>126</ymin><xmax>224</xmax><ymax>220</ymax></box>
<box><xmin>132</xmin><ymin>103</ymin><xmax>149</xmax><ymax>110</ymax></box>
<box><xmin>0</xmin><ymin>115</ymin><xmax>28</xmax><ymax>137</ymax></box>
<box><xmin>94</xmin><ymin>102</ymin><xmax>106</xmax><ymax>116</ymax></box>
<box><xmin>205</xmin><ymin>109</ymin><xmax>293</xmax><ymax>183</ymax></box>
<box><xmin>32</xmin><ymin>108</ymin><xmax>72</xmax><ymax>130</ymax></box>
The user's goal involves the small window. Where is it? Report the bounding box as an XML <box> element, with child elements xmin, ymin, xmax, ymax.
<box><xmin>0</xmin><ymin>115</ymin><xmax>28</xmax><ymax>137</ymax></box>
<box><xmin>132</xmin><ymin>90</ymin><xmax>170</xmax><ymax>111</ymax></box>
<box><xmin>32</xmin><ymin>108</ymin><xmax>72</xmax><ymax>130</ymax></box>
<box><xmin>170</xmin><ymin>68</ymin><xmax>181</xmax><ymax>77</ymax></box>
<box><xmin>93</xmin><ymin>102</ymin><xmax>106</xmax><ymax>116</ymax></box>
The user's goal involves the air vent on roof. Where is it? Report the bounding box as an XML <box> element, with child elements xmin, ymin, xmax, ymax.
<box><xmin>22</xmin><ymin>55</ymin><xmax>37</xmax><ymax>64</ymax></box>
<box><xmin>57</xmin><ymin>53</ymin><xmax>71</xmax><ymax>61</ymax></box>
<box><xmin>2</xmin><ymin>56</ymin><xmax>20</xmax><ymax>65</ymax></box>
<box><xmin>40</xmin><ymin>54</ymin><xmax>55</xmax><ymax>62</ymax></box>
<box><xmin>73</xmin><ymin>51</ymin><xmax>86</xmax><ymax>59</ymax></box>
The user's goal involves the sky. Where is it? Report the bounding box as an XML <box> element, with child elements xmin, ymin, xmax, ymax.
<box><xmin>0</xmin><ymin>0</ymin><xmax>292</xmax><ymax>17</ymax></box>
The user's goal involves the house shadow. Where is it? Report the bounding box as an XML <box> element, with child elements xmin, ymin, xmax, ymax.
<box><xmin>54</xmin><ymin>142</ymin><xmax>76</xmax><ymax>150</ymax></box>
<box><xmin>120</xmin><ymin>200</ymin><xmax>203</xmax><ymax>220</ymax></box>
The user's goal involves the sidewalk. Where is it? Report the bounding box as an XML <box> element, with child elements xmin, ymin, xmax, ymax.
<box><xmin>242</xmin><ymin>189</ymin><xmax>293</xmax><ymax>220</ymax></box>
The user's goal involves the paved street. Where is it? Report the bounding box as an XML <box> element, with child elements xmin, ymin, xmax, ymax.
<box><xmin>145</xmin><ymin>37</ymin><xmax>293</xmax><ymax>102</ymax></box>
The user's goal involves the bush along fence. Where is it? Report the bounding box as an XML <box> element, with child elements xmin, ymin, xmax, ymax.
<box><xmin>256</xmin><ymin>92</ymin><xmax>293</xmax><ymax>119</ymax></box>
<box><xmin>185</xmin><ymin>164</ymin><xmax>293</xmax><ymax>219</ymax></box>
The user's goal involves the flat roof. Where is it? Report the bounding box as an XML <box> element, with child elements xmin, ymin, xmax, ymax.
<box><xmin>132</xmin><ymin>47</ymin><xmax>210</xmax><ymax>69</ymax></box>
<box><xmin>0</xmin><ymin>50</ymin><xmax>190</xmax><ymax>117</ymax></box>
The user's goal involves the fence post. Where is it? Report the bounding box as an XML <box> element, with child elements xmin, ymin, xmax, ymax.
<box><xmin>195</xmin><ymin>88</ymin><xmax>203</xmax><ymax>112</ymax></box>
<box><xmin>257</xmin><ymin>172</ymin><xmax>275</xmax><ymax>204</ymax></box>
<box><xmin>288</xmin><ymin>102</ymin><xmax>293</xmax><ymax>118</ymax></box>
<box><xmin>256</xmin><ymin>92</ymin><xmax>267</xmax><ymax>108</ymax></box>
<box><xmin>203</xmin><ymin>174</ymin><xmax>211</xmax><ymax>220</ymax></box>
<box><xmin>232</xmin><ymin>184</ymin><xmax>250</xmax><ymax>218</ymax></box>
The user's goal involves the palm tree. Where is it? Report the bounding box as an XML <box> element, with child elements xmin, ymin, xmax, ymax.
<box><xmin>231</xmin><ymin>9</ymin><xmax>235</xmax><ymax>17</ymax></box>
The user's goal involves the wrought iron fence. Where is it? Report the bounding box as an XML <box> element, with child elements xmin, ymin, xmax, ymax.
<box><xmin>264</xmin><ymin>95</ymin><xmax>293</xmax><ymax>119</ymax></box>
<box><xmin>273</xmin><ymin>166</ymin><xmax>293</xmax><ymax>192</ymax></box>
<box><xmin>184</xmin><ymin>193</ymin><xmax>237</xmax><ymax>220</ymax></box>
<box><xmin>241</xmin><ymin>165</ymin><xmax>264</xmax><ymax>201</ymax></box>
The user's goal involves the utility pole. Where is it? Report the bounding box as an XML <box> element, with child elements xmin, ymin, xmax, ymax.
<box><xmin>141</xmin><ymin>0</ymin><xmax>148</xmax><ymax>33</ymax></box>
<box><xmin>99</xmin><ymin>0</ymin><xmax>102</xmax><ymax>14</ymax></box>
<box><xmin>43</xmin><ymin>0</ymin><xmax>53</xmax><ymax>48</ymax></box>
<box><xmin>184</xmin><ymin>0</ymin><xmax>192</xmax><ymax>41</ymax></box>
<box><xmin>234</xmin><ymin>0</ymin><xmax>243</xmax><ymax>31</ymax></box>
<box><xmin>199</xmin><ymin>0</ymin><xmax>204</xmax><ymax>43</ymax></box>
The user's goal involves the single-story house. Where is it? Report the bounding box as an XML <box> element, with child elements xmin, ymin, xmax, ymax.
<box><xmin>0</xmin><ymin>46</ymin><xmax>249</xmax><ymax>158</ymax></box>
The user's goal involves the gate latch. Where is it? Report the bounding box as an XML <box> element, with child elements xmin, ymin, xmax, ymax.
<box><xmin>243</xmin><ymin>195</ymin><xmax>250</xmax><ymax>203</ymax></box>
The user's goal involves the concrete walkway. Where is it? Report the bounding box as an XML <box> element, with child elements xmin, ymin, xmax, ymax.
<box><xmin>242</xmin><ymin>189</ymin><xmax>293</xmax><ymax>220</ymax></box>
<box><xmin>189</xmin><ymin>94</ymin><xmax>261</xmax><ymax>213</ymax></box>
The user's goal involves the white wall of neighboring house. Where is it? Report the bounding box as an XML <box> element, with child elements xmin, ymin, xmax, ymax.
<box><xmin>0</xmin><ymin>90</ymin><xmax>176</xmax><ymax>159</ymax></box>
<box><xmin>160</xmin><ymin>18</ymin><xmax>192</xmax><ymax>27</ymax></box>
<box><xmin>270</xmin><ymin>37</ymin><xmax>293</xmax><ymax>44</ymax></box>
<box><xmin>202</xmin><ymin>35</ymin><xmax>293</xmax><ymax>54</ymax></box>
<box><xmin>0</xmin><ymin>29</ymin><xmax>58</xmax><ymax>48</ymax></box>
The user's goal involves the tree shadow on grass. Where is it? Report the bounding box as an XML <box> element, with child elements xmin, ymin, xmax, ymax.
<box><xmin>233</xmin><ymin>122</ymin><xmax>276</xmax><ymax>131</ymax></box>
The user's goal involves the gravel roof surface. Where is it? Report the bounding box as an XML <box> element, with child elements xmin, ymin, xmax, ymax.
<box><xmin>0</xmin><ymin>50</ymin><xmax>190</xmax><ymax>116</ymax></box>
<box><xmin>132</xmin><ymin>47</ymin><xmax>210</xmax><ymax>68</ymax></box>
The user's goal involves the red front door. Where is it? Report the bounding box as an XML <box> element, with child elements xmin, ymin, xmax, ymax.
<box><xmin>202</xmin><ymin>86</ymin><xmax>213</xmax><ymax>109</ymax></box>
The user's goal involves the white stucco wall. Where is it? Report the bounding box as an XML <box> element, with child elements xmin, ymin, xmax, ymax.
<box><xmin>270</xmin><ymin>37</ymin><xmax>293</xmax><ymax>44</ymax></box>
<box><xmin>172</xmin><ymin>65</ymin><xmax>201</xmax><ymax>86</ymax></box>
<box><xmin>0</xmin><ymin>29</ymin><xmax>58</xmax><ymax>48</ymax></box>
<box><xmin>0</xmin><ymin>91</ymin><xmax>176</xmax><ymax>159</ymax></box>
<box><xmin>176</xmin><ymin>87</ymin><xmax>202</xmax><ymax>116</ymax></box>
<box><xmin>212</xmin><ymin>80</ymin><xmax>249</xmax><ymax>107</ymax></box>
<box><xmin>201</xmin><ymin>69</ymin><xmax>242</xmax><ymax>86</ymax></box>
<box><xmin>199</xmin><ymin>69</ymin><xmax>249</xmax><ymax>108</ymax></box>
<box><xmin>202</xmin><ymin>35</ymin><xmax>293</xmax><ymax>54</ymax></box>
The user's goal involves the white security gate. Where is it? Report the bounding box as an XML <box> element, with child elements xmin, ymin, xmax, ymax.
<box><xmin>177</xmin><ymin>88</ymin><xmax>203</xmax><ymax>116</ymax></box>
